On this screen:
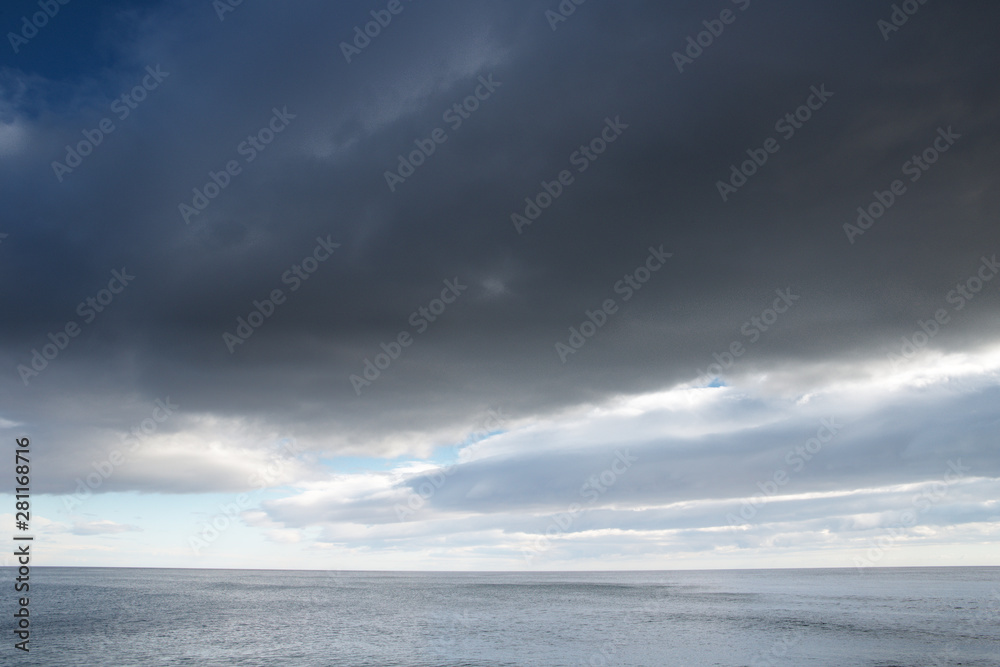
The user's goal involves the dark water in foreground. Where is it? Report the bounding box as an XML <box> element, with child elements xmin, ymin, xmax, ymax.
<box><xmin>2</xmin><ymin>567</ymin><xmax>998</xmax><ymax>666</ymax></box>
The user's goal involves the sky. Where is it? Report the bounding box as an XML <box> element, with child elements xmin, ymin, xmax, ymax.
<box><xmin>0</xmin><ymin>0</ymin><xmax>998</xmax><ymax>571</ymax></box>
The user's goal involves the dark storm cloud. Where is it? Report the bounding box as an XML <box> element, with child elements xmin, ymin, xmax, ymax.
<box><xmin>1</xmin><ymin>0</ymin><xmax>999</xmax><ymax>497</ymax></box>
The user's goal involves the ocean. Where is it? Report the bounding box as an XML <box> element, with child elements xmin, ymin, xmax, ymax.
<box><xmin>4</xmin><ymin>567</ymin><xmax>998</xmax><ymax>666</ymax></box>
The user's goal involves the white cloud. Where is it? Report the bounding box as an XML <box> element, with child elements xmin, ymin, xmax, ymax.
<box><xmin>71</xmin><ymin>520</ymin><xmax>142</xmax><ymax>536</ymax></box>
<box><xmin>233</xmin><ymin>346</ymin><xmax>1000</xmax><ymax>567</ymax></box>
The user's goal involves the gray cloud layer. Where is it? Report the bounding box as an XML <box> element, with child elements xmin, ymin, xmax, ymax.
<box><xmin>0</xmin><ymin>1</ymin><xmax>998</xmax><ymax>563</ymax></box>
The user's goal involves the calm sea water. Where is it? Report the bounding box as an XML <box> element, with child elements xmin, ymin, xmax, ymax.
<box><xmin>2</xmin><ymin>567</ymin><xmax>998</xmax><ymax>666</ymax></box>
